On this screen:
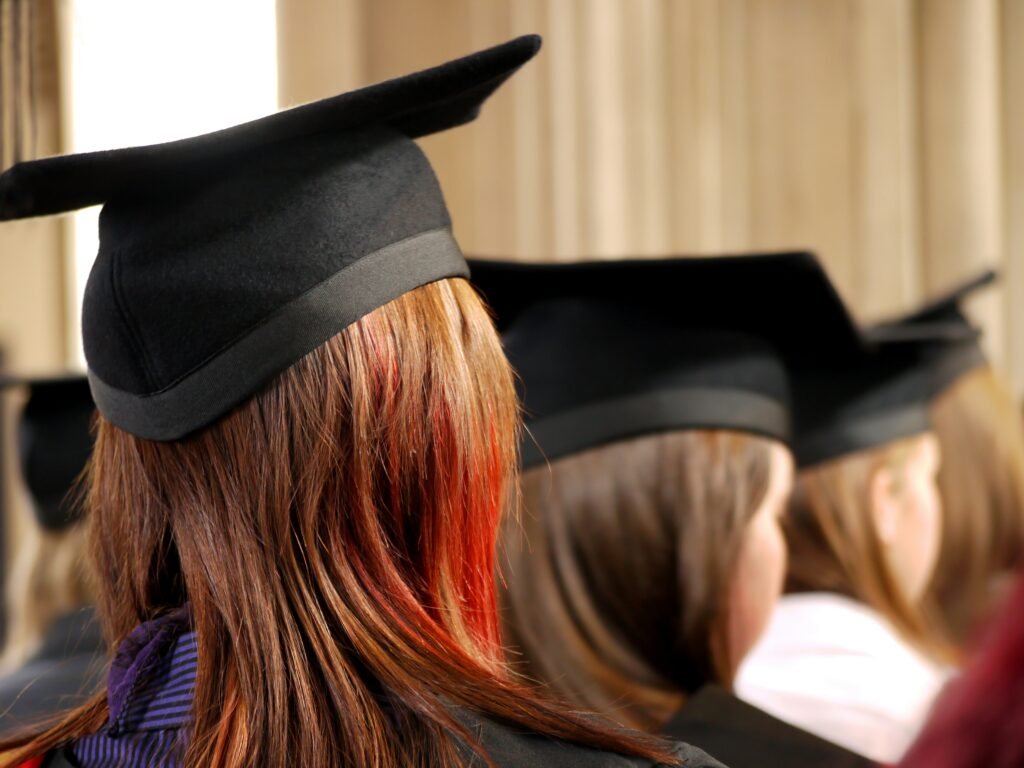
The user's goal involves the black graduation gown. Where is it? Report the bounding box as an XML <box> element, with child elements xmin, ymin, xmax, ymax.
<box><xmin>459</xmin><ymin>713</ymin><xmax>728</xmax><ymax>767</ymax></box>
<box><xmin>0</xmin><ymin>606</ymin><xmax>104</xmax><ymax>737</ymax></box>
<box><xmin>37</xmin><ymin>711</ymin><xmax>728</xmax><ymax>768</ymax></box>
<box><xmin>663</xmin><ymin>685</ymin><xmax>872</xmax><ymax>768</ymax></box>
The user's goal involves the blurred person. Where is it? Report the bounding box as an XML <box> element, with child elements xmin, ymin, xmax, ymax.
<box><xmin>736</xmin><ymin>331</ymin><xmax>960</xmax><ymax>763</ymax></box>
<box><xmin>868</xmin><ymin>271</ymin><xmax>1024</xmax><ymax>649</ymax></box>
<box><xmin>0</xmin><ymin>38</ymin><xmax>717</xmax><ymax>768</ymax></box>
<box><xmin>897</xmin><ymin>568</ymin><xmax>1024</xmax><ymax>768</ymax></box>
<box><xmin>476</xmin><ymin>253</ymin><xmax>875</xmax><ymax>768</ymax></box>
<box><xmin>0</xmin><ymin>376</ymin><xmax>100</xmax><ymax>735</ymax></box>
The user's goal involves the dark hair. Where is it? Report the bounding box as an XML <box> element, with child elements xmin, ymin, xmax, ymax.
<box><xmin>500</xmin><ymin>430</ymin><xmax>774</xmax><ymax>732</ymax></box>
<box><xmin>1</xmin><ymin>279</ymin><xmax>676</xmax><ymax>767</ymax></box>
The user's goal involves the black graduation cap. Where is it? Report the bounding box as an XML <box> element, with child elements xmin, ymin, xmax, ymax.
<box><xmin>1</xmin><ymin>374</ymin><xmax>95</xmax><ymax>531</ymax></box>
<box><xmin>865</xmin><ymin>270</ymin><xmax>996</xmax><ymax>399</ymax></box>
<box><xmin>0</xmin><ymin>36</ymin><xmax>542</xmax><ymax>441</ymax></box>
<box><xmin>790</xmin><ymin>326</ymin><xmax>972</xmax><ymax>468</ymax></box>
<box><xmin>469</xmin><ymin>252</ymin><xmax>867</xmax><ymax>469</ymax></box>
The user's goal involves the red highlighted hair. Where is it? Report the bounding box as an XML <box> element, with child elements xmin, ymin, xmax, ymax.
<box><xmin>1</xmin><ymin>278</ymin><xmax>674</xmax><ymax>767</ymax></box>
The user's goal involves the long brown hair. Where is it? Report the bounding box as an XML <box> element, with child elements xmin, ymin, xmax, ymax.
<box><xmin>500</xmin><ymin>430</ymin><xmax>774</xmax><ymax>733</ymax></box>
<box><xmin>926</xmin><ymin>367</ymin><xmax>1024</xmax><ymax>646</ymax></box>
<box><xmin>785</xmin><ymin>436</ymin><xmax>946</xmax><ymax>658</ymax></box>
<box><xmin>1</xmin><ymin>278</ymin><xmax>675</xmax><ymax>767</ymax></box>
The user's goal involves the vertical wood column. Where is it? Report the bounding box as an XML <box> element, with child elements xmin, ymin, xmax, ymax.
<box><xmin>276</xmin><ymin>0</ymin><xmax>366</xmax><ymax>108</ymax></box>
<box><xmin>918</xmin><ymin>0</ymin><xmax>1005</xmax><ymax>364</ymax></box>
<box><xmin>0</xmin><ymin>0</ymin><xmax>70</xmax><ymax>621</ymax></box>
<box><xmin>850</xmin><ymin>0</ymin><xmax>920</xmax><ymax>317</ymax></box>
<box><xmin>1001</xmin><ymin>0</ymin><xmax>1024</xmax><ymax>388</ymax></box>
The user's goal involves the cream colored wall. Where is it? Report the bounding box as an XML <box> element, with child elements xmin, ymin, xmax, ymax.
<box><xmin>278</xmin><ymin>0</ymin><xmax>1024</xmax><ymax>392</ymax></box>
<box><xmin>3</xmin><ymin>1</ymin><xmax>1020</xmax><ymax>576</ymax></box>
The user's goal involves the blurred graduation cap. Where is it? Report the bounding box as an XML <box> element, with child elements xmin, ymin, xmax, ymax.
<box><xmin>791</xmin><ymin>324</ymin><xmax>977</xmax><ymax>468</ymax></box>
<box><xmin>865</xmin><ymin>270</ymin><xmax>997</xmax><ymax>400</ymax></box>
<box><xmin>470</xmin><ymin>252</ymin><xmax>867</xmax><ymax>469</ymax></box>
<box><xmin>0</xmin><ymin>374</ymin><xmax>94</xmax><ymax>531</ymax></box>
<box><xmin>0</xmin><ymin>35</ymin><xmax>542</xmax><ymax>441</ymax></box>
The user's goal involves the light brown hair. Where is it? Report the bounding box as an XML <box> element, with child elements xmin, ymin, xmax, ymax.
<box><xmin>1</xmin><ymin>279</ymin><xmax>675</xmax><ymax>767</ymax></box>
<box><xmin>785</xmin><ymin>436</ymin><xmax>944</xmax><ymax>658</ymax></box>
<box><xmin>500</xmin><ymin>429</ymin><xmax>774</xmax><ymax>732</ymax></box>
<box><xmin>926</xmin><ymin>367</ymin><xmax>1024</xmax><ymax>646</ymax></box>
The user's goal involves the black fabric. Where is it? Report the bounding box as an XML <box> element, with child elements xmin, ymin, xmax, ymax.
<box><xmin>791</xmin><ymin>333</ymin><xmax>959</xmax><ymax>468</ymax></box>
<box><xmin>0</xmin><ymin>607</ymin><xmax>104</xmax><ymax>738</ymax></box>
<box><xmin>82</xmin><ymin>130</ymin><xmax>454</xmax><ymax>398</ymax></box>
<box><xmin>471</xmin><ymin>253</ymin><xmax>866</xmax><ymax>465</ymax></box>
<box><xmin>9</xmin><ymin>377</ymin><xmax>94</xmax><ymax>531</ymax></box>
<box><xmin>507</xmin><ymin>299</ymin><xmax>791</xmax><ymax>466</ymax></box>
<box><xmin>793</xmin><ymin>271</ymin><xmax>1000</xmax><ymax>467</ymax></box>
<box><xmin>917</xmin><ymin>338</ymin><xmax>988</xmax><ymax>398</ymax></box>
<box><xmin>34</xmin><ymin>708</ymin><xmax>726</xmax><ymax>768</ymax></box>
<box><xmin>866</xmin><ymin>269</ymin><xmax>996</xmax><ymax>399</ymax></box>
<box><xmin>870</xmin><ymin>269</ymin><xmax>997</xmax><ymax>329</ymax></box>
<box><xmin>521</xmin><ymin>386</ymin><xmax>789</xmax><ymax>469</ymax></box>
<box><xmin>0</xmin><ymin>36</ymin><xmax>542</xmax><ymax>219</ymax></box>
<box><xmin>663</xmin><ymin>686</ymin><xmax>871</xmax><ymax>768</ymax></box>
<box><xmin>40</xmin><ymin>750</ymin><xmax>77</xmax><ymax>768</ymax></box>
<box><xmin>470</xmin><ymin>252</ymin><xmax>865</xmax><ymax>366</ymax></box>
<box><xmin>0</xmin><ymin>36</ymin><xmax>541</xmax><ymax>441</ymax></box>
<box><xmin>88</xmin><ymin>228</ymin><xmax>466</xmax><ymax>440</ymax></box>
<box><xmin>457</xmin><ymin>711</ymin><xmax>727</xmax><ymax>767</ymax></box>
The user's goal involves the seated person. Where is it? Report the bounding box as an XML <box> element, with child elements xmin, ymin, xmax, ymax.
<box><xmin>0</xmin><ymin>375</ymin><xmax>100</xmax><ymax>735</ymax></box>
<box><xmin>478</xmin><ymin>253</ymin><xmax>875</xmax><ymax>767</ymax></box>
<box><xmin>737</xmin><ymin>324</ymin><xmax>960</xmax><ymax>763</ymax></box>
<box><xmin>869</xmin><ymin>271</ymin><xmax>1024</xmax><ymax>650</ymax></box>
<box><xmin>0</xmin><ymin>37</ymin><xmax>718</xmax><ymax>768</ymax></box>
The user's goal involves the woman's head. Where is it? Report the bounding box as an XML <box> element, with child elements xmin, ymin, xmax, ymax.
<box><xmin>786</xmin><ymin>432</ymin><xmax>943</xmax><ymax>650</ymax></box>
<box><xmin>926</xmin><ymin>367</ymin><xmax>1024</xmax><ymax>644</ymax></box>
<box><xmin>500</xmin><ymin>429</ymin><xmax>793</xmax><ymax>731</ymax></box>
<box><xmin>5</xmin><ymin>277</ymin><xmax>676</xmax><ymax>767</ymax></box>
<box><xmin>90</xmin><ymin>277</ymin><xmax>517</xmax><ymax>765</ymax></box>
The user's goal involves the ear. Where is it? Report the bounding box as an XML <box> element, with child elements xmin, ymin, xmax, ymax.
<box><xmin>870</xmin><ymin>465</ymin><xmax>900</xmax><ymax>546</ymax></box>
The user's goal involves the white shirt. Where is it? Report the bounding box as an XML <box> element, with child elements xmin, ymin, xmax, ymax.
<box><xmin>735</xmin><ymin>593</ymin><xmax>952</xmax><ymax>764</ymax></box>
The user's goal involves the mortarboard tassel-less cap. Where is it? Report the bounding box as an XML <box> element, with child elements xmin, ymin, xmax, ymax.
<box><xmin>470</xmin><ymin>252</ymin><xmax>867</xmax><ymax>469</ymax></box>
<box><xmin>1</xmin><ymin>374</ymin><xmax>95</xmax><ymax>531</ymax></box>
<box><xmin>865</xmin><ymin>269</ymin><xmax>996</xmax><ymax>399</ymax></box>
<box><xmin>791</xmin><ymin>325</ymin><xmax>975</xmax><ymax>468</ymax></box>
<box><xmin>0</xmin><ymin>35</ymin><xmax>542</xmax><ymax>441</ymax></box>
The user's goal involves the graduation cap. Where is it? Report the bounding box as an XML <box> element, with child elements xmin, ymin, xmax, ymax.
<box><xmin>469</xmin><ymin>252</ymin><xmax>867</xmax><ymax>469</ymax></box>
<box><xmin>1</xmin><ymin>374</ymin><xmax>95</xmax><ymax>531</ymax></box>
<box><xmin>0</xmin><ymin>35</ymin><xmax>542</xmax><ymax>441</ymax></box>
<box><xmin>864</xmin><ymin>270</ymin><xmax>996</xmax><ymax>400</ymax></box>
<box><xmin>790</xmin><ymin>326</ymin><xmax>975</xmax><ymax>468</ymax></box>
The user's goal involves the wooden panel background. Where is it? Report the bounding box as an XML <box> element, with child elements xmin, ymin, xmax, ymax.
<box><xmin>0</xmin><ymin>0</ymin><xmax>70</xmax><ymax>590</ymax></box>
<box><xmin>0</xmin><ymin>0</ymin><xmax>1018</xmax><ymax>650</ymax></box>
<box><xmin>279</xmin><ymin>0</ymin><xmax>1024</xmax><ymax>390</ymax></box>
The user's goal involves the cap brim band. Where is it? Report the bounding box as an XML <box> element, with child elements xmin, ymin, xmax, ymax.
<box><xmin>794</xmin><ymin>404</ymin><xmax>931</xmax><ymax>469</ymax></box>
<box><xmin>927</xmin><ymin>341</ymin><xmax>988</xmax><ymax>398</ymax></box>
<box><xmin>89</xmin><ymin>228</ymin><xmax>467</xmax><ymax>441</ymax></box>
<box><xmin>520</xmin><ymin>387</ymin><xmax>791</xmax><ymax>469</ymax></box>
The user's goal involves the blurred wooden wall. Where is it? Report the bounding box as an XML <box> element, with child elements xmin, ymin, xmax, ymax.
<box><xmin>0</xmin><ymin>0</ymin><xmax>70</xmax><ymax>594</ymax></box>
<box><xmin>279</xmin><ymin>0</ymin><xmax>1024</xmax><ymax>390</ymax></box>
